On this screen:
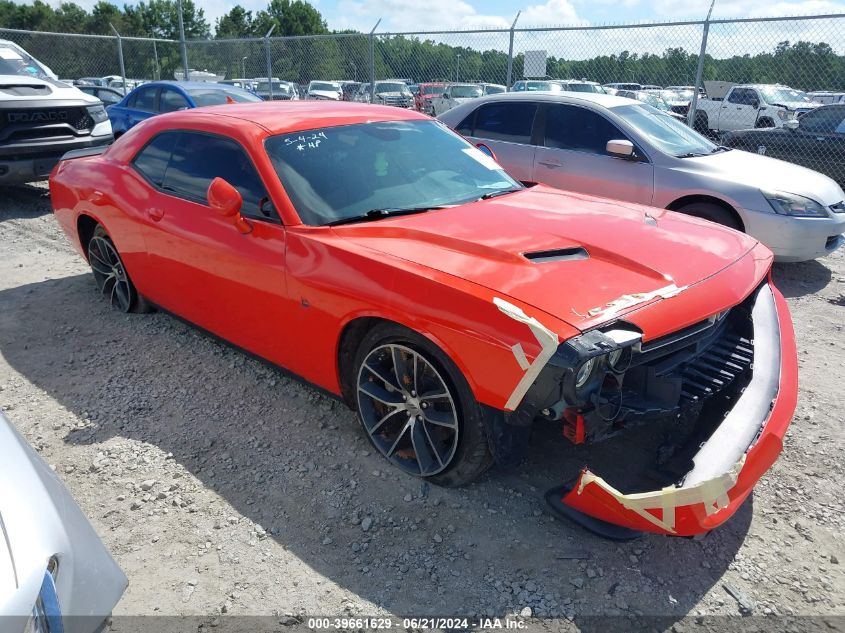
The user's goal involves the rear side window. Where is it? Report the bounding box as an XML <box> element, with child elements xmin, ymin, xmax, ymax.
<box><xmin>543</xmin><ymin>104</ymin><xmax>627</xmax><ymax>155</ymax></box>
<box><xmin>473</xmin><ymin>102</ymin><xmax>537</xmax><ymax>144</ymax></box>
<box><xmin>162</xmin><ymin>132</ymin><xmax>271</xmax><ymax>219</ymax></box>
<box><xmin>132</xmin><ymin>131</ymin><xmax>179</xmax><ymax>187</ymax></box>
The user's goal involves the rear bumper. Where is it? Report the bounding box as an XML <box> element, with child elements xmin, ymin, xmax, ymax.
<box><xmin>0</xmin><ymin>135</ymin><xmax>112</xmax><ymax>185</ymax></box>
<box><xmin>551</xmin><ymin>278</ymin><xmax>797</xmax><ymax>536</ymax></box>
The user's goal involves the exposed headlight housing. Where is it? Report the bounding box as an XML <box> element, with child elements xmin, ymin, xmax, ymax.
<box><xmin>777</xmin><ymin>109</ymin><xmax>795</xmax><ymax>121</ymax></box>
<box><xmin>763</xmin><ymin>189</ymin><xmax>829</xmax><ymax>218</ymax></box>
<box><xmin>86</xmin><ymin>104</ymin><xmax>109</xmax><ymax>123</ymax></box>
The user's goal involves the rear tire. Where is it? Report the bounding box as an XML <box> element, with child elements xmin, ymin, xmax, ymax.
<box><xmin>693</xmin><ymin>112</ymin><xmax>709</xmax><ymax>134</ymax></box>
<box><xmin>87</xmin><ymin>225</ymin><xmax>152</xmax><ymax>313</ymax></box>
<box><xmin>676</xmin><ymin>202</ymin><xmax>742</xmax><ymax>232</ymax></box>
<box><xmin>352</xmin><ymin>323</ymin><xmax>493</xmax><ymax>487</ymax></box>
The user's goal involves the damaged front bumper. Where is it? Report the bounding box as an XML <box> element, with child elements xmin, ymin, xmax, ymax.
<box><xmin>551</xmin><ymin>279</ymin><xmax>796</xmax><ymax>536</ymax></box>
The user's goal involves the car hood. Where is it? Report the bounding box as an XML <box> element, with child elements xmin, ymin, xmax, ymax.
<box><xmin>0</xmin><ymin>412</ymin><xmax>126</xmax><ymax>626</ymax></box>
<box><xmin>771</xmin><ymin>100</ymin><xmax>819</xmax><ymax>111</ymax></box>
<box><xmin>678</xmin><ymin>148</ymin><xmax>845</xmax><ymax>205</ymax></box>
<box><xmin>309</xmin><ymin>90</ymin><xmax>340</xmax><ymax>100</ymax></box>
<box><xmin>335</xmin><ymin>185</ymin><xmax>758</xmax><ymax>333</ymax></box>
<box><xmin>0</xmin><ymin>74</ymin><xmax>99</xmax><ymax>103</ymax></box>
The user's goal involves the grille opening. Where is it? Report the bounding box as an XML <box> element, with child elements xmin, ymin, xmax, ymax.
<box><xmin>523</xmin><ymin>247</ymin><xmax>588</xmax><ymax>263</ymax></box>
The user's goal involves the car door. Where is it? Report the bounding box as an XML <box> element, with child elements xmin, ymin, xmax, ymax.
<box><xmin>532</xmin><ymin>103</ymin><xmax>654</xmax><ymax>204</ymax></box>
<box><xmin>124</xmin><ymin>86</ymin><xmax>160</xmax><ymax>131</ymax></box>
<box><xmin>719</xmin><ymin>88</ymin><xmax>759</xmax><ymax>131</ymax></box>
<box><xmin>131</xmin><ymin>130</ymin><xmax>294</xmax><ymax>367</ymax></box>
<box><xmin>459</xmin><ymin>100</ymin><xmax>538</xmax><ymax>183</ymax></box>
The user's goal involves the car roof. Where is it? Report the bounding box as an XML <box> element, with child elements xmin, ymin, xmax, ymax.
<box><xmin>168</xmin><ymin>101</ymin><xmax>428</xmax><ymax>135</ymax></box>
<box><xmin>459</xmin><ymin>90</ymin><xmax>637</xmax><ymax>108</ymax></box>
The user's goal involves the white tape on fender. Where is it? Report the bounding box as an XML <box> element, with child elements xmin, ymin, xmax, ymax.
<box><xmin>494</xmin><ymin>298</ymin><xmax>560</xmax><ymax>411</ymax></box>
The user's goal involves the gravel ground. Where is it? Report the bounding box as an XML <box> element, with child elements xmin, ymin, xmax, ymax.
<box><xmin>0</xmin><ymin>182</ymin><xmax>843</xmax><ymax>631</ymax></box>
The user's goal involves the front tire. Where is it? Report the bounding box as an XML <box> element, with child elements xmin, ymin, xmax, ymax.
<box><xmin>353</xmin><ymin>324</ymin><xmax>493</xmax><ymax>487</ymax></box>
<box><xmin>755</xmin><ymin>117</ymin><xmax>775</xmax><ymax>128</ymax></box>
<box><xmin>676</xmin><ymin>202</ymin><xmax>742</xmax><ymax>232</ymax></box>
<box><xmin>87</xmin><ymin>225</ymin><xmax>152</xmax><ymax>313</ymax></box>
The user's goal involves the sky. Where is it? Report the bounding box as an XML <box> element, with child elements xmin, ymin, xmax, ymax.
<box><xmin>28</xmin><ymin>0</ymin><xmax>845</xmax><ymax>32</ymax></box>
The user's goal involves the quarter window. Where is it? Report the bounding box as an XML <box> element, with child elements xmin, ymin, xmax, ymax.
<box><xmin>473</xmin><ymin>102</ymin><xmax>537</xmax><ymax>144</ymax></box>
<box><xmin>543</xmin><ymin>104</ymin><xmax>628</xmax><ymax>155</ymax></box>
<box><xmin>162</xmin><ymin>132</ymin><xmax>272</xmax><ymax>220</ymax></box>
<box><xmin>132</xmin><ymin>131</ymin><xmax>180</xmax><ymax>187</ymax></box>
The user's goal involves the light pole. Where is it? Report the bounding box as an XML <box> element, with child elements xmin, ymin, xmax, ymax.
<box><xmin>456</xmin><ymin>53</ymin><xmax>461</xmax><ymax>82</ymax></box>
<box><xmin>241</xmin><ymin>56</ymin><xmax>247</xmax><ymax>78</ymax></box>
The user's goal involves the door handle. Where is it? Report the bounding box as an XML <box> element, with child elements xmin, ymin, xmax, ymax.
<box><xmin>538</xmin><ymin>160</ymin><xmax>563</xmax><ymax>169</ymax></box>
<box><xmin>147</xmin><ymin>207</ymin><xmax>164</xmax><ymax>221</ymax></box>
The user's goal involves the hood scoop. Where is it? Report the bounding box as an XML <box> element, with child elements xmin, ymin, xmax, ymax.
<box><xmin>523</xmin><ymin>247</ymin><xmax>589</xmax><ymax>263</ymax></box>
<box><xmin>0</xmin><ymin>83</ymin><xmax>51</xmax><ymax>97</ymax></box>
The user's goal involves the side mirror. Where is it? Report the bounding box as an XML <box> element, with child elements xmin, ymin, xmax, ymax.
<box><xmin>606</xmin><ymin>139</ymin><xmax>635</xmax><ymax>159</ymax></box>
<box><xmin>475</xmin><ymin>143</ymin><xmax>497</xmax><ymax>162</ymax></box>
<box><xmin>207</xmin><ymin>177</ymin><xmax>251</xmax><ymax>234</ymax></box>
<box><xmin>784</xmin><ymin>119</ymin><xmax>799</xmax><ymax>131</ymax></box>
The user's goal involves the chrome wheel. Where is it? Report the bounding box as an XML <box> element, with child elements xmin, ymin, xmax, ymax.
<box><xmin>356</xmin><ymin>343</ymin><xmax>459</xmax><ymax>477</ymax></box>
<box><xmin>88</xmin><ymin>235</ymin><xmax>133</xmax><ymax>312</ymax></box>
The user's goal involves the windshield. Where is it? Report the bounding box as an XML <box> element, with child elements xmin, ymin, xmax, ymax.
<box><xmin>564</xmin><ymin>83</ymin><xmax>603</xmax><ymax>93</ymax></box>
<box><xmin>256</xmin><ymin>82</ymin><xmax>289</xmax><ymax>92</ymax></box>
<box><xmin>614</xmin><ymin>104</ymin><xmax>717</xmax><ymax>157</ymax></box>
<box><xmin>421</xmin><ymin>85</ymin><xmax>443</xmax><ymax>95</ymax></box>
<box><xmin>528</xmin><ymin>81</ymin><xmax>562</xmax><ymax>92</ymax></box>
<box><xmin>761</xmin><ymin>86</ymin><xmax>811</xmax><ymax>104</ymax></box>
<box><xmin>311</xmin><ymin>82</ymin><xmax>339</xmax><ymax>92</ymax></box>
<box><xmin>265</xmin><ymin>120</ymin><xmax>520</xmax><ymax>226</ymax></box>
<box><xmin>0</xmin><ymin>43</ymin><xmax>56</xmax><ymax>80</ymax></box>
<box><xmin>484</xmin><ymin>85</ymin><xmax>505</xmax><ymax>94</ymax></box>
<box><xmin>450</xmin><ymin>85</ymin><xmax>483</xmax><ymax>98</ymax></box>
<box><xmin>376</xmin><ymin>82</ymin><xmax>409</xmax><ymax>94</ymax></box>
<box><xmin>188</xmin><ymin>88</ymin><xmax>262</xmax><ymax>106</ymax></box>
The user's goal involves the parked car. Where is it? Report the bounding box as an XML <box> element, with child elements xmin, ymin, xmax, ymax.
<box><xmin>77</xmin><ymin>84</ymin><xmax>124</xmax><ymax>106</ymax></box>
<box><xmin>808</xmin><ymin>91</ymin><xmax>845</xmax><ymax>105</ymax></box>
<box><xmin>438</xmin><ymin>92</ymin><xmax>845</xmax><ymax>262</ymax></box>
<box><xmin>479</xmin><ymin>82</ymin><xmax>506</xmax><ymax>95</ymax></box>
<box><xmin>557</xmin><ymin>80</ymin><xmax>605</xmax><ymax>94</ymax></box>
<box><xmin>414</xmin><ymin>82</ymin><xmax>446</xmax><ymax>112</ymax></box>
<box><xmin>694</xmin><ymin>83</ymin><xmax>820</xmax><ymax>133</ymax></box>
<box><xmin>604</xmin><ymin>82</ymin><xmax>642</xmax><ymax>92</ymax></box>
<box><xmin>370</xmin><ymin>80</ymin><xmax>415</xmax><ymax>108</ymax></box>
<box><xmin>50</xmin><ymin>101</ymin><xmax>797</xmax><ymax>538</ymax></box>
<box><xmin>108</xmin><ymin>80</ymin><xmax>261</xmax><ymax>137</ymax></box>
<box><xmin>722</xmin><ymin>104</ymin><xmax>845</xmax><ymax>186</ymax></box>
<box><xmin>352</xmin><ymin>83</ymin><xmax>371</xmax><ymax>103</ymax></box>
<box><xmin>0</xmin><ymin>411</ymin><xmax>127</xmax><ymax>632</ymax></box>
<box><xmin>617</xmin><ymin>90</ymin><xmax>686</xmax><ymax>121</ymax></box>
<box><xmin>306</xmin><ymin>80</ymin><xmax>342</xmax><ymax>101</ymax></box>
<box><xmin>219</xmin><ymin>78</ymin><xmax>258</xmax><ymax>92</ymax></box>
<box><xmin>512</xmin><ymin>80</ymin><xmax>565</xmax><ymax>93</ymax></box>
<box><xmin>255</xmin><ymin>80</ymin><xmax>298</xmax><ymax>101</ymax></box>
<box><xmin>429</xmin><ymin>83</ymin><xmax>484</xmax><ymax>116</ymax></box>
<box><xmin>0</xmin><ymin>39</ymin><xmax>113</xmax><ymax>185</ymax></box>
<box><xmin>341</xmin><ymin>81</ymin><xmax>362</xmax><ymax>101</ymax></box>
<box><xmin>645</xmin><ymin>88</ymin><xmax>695</xmax><ymax>116</ymax></box>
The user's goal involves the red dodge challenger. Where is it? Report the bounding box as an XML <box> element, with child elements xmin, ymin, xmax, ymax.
<box><xmin>50</xmin><ymin>102</ymin><xmax>797</xmax><ymax>538</ymax></box>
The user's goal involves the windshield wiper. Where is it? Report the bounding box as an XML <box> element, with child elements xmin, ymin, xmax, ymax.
<box><xmin>326</xmin><ymin>205</ymin><xmax>448</xmax><ymax>227</ymax></box>
<box><xmin>675</xmin><ymin>151</ymin><xmax>706</xmax><ymax>158</ymax></box>
<box><xmin>709</xmin><ymin>145</ymin><xmax>731</xmax><ymax>153</ymax></box>
<box><xmin>475</xmin><ymin>187</ymin><xmax>522</xmax><ymax>201</ymax></box>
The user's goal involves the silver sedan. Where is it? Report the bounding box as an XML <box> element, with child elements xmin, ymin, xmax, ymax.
<box><xmin>1</xmin><ymin>411</ymin><xmax>126</xmax><ymax>633</ymax></box>
<box><xmin>438</xmin><ymin>91</ymin><xmax>845</xmax><ymax>262</ymax></box>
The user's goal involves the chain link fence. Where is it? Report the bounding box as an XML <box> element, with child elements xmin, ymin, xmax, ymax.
<box><xmin>2</xmin><ymin>15</ymin><xmax>844</xmax><ymax>185</ymax></box>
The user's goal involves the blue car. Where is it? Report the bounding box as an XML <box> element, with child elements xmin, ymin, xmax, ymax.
<box><xmin>108</xmin><ymin>81</ymin><xmax>262</xmax><ymax>137</ymax></box>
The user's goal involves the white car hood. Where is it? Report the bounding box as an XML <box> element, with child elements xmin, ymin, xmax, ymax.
<box><xmin>683</xmin><ymin>148</ymin><xmax>845</xmax><ymax>206</ymax></box>
<box><xmin>0</xmin><ymin>413</ymin><xmax>126</xmax><ymax>630</ymax></box>
<box><xmin>770</xmin><ymin>100</ymin><xmax>820</xmax><ymax>111</ymax></box>
<box><xmin>0</xmin><ymin>74</ymin><xmax>98</xmax><ymax>103</ymax></box>
<box><xmin>308</xmin><ymin>89</ymin><xmax>340</xmax><ymax>100</ymax></box>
